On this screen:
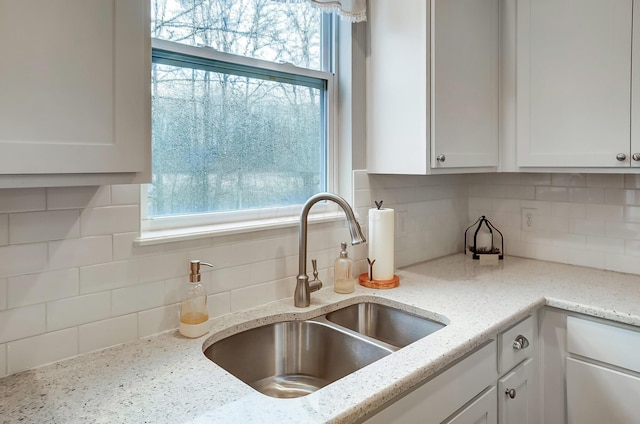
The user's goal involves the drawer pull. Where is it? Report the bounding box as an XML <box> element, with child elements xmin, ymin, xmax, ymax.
<box><xmin>513</xmin><ymin>335</ymin><xmax>530</xmax><ymax>350</ymax></box>
<box><xmin>505</xmin><ymin>388</ymin><xmax>517</xmax><ymax>399</ymax></box>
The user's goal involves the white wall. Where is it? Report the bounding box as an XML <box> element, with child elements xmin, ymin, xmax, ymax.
<box><xmin>3</xmin><ymin>170</ymin><xmax>640</xmax><ymax>377</ymax></box>
<box><xmin>0</xmin><ymin>171</ymin><xmax>469</xmax><ymax>377</ymax></box>
<box><xmin>469</xmin><ymin>173</ymin><xmax>640</xmax><ymax>274</ymax></box>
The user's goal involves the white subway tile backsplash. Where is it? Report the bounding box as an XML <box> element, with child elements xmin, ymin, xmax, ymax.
<box><xmin>0</xmin><ymin>243</ymin><xmax>48</xmax><ymax>278</ymax></box>
<box><xmin>0</xmin><ymin>278</ymin><xmax>6</xmax><ymax>310</ymax></box>
<box><xmin>138</xmin><ymin>304</ymin><xmax>180</xmax><ymax>338</ymax></box>
<box><xmin>586</xmin><ymin>204</ymin><xmax>623</xmax><ymax>221</ymax></box>
<box><xmin>551</xmin><ymin>173</ymin><xmax>586</xmax><ymax>187</ymax></box>
<box><xmin>7</xmin><ymin>328</ymin><xmax>77</xmax><ymax>374</ymax></box>
<box><xmin>0</xmin><ymin>214</ymin><xmax>7</xmax><ymax>246</ymax></box>
<box><xmin>0</xmin><ymin>344</ymin><xmax>6</xmax><ymax>377</ymax></box>
<box><xmin>586</xmin><ymin>236</ymin><xmax>625</xmax><ymax>254</ymax></box>
<box><xmin>535</xmin><ymin>186</ymin><xmax>568</xmax><ymax>202</ymax></box>
<box><xmin>111</xmin><ymin>184</ymin><xmax>140</xmax><ymax>205</ymax></box>
<box><xmin>624</xmin><ymin>206</ymin><xmax>640</xmax><ymax>223</ymax></box>
<box><xmin>568</xmin><ymin>187</ymin><xmax>605</xmax><ymax>204</ymax></box>
<box><xmin>112</xmin><ymin>281</ymin><xmax>164</xmax><ymax>316</ymax></box>
<box><xmin>46</xmin><ymin>186</ymin><xmax>110</xmax><ymax>210</ymax></box>
<box><xmin>79</xmin><ymin>260</ymin><xmax>138</xmax><ymax>294</ymax></box>
<box><xmin>0</xmin><ymin>188</ymin><xmax>46</xmax><ymax>213</ymax></box>
<box><xmin>605</xmin><ymin>253</ymin><xmax>640</xmax><ymax>275</ymax></box>
<box><xmin>505</xmin><ymin>185</ymin><xmax>536</xmax><ymax>200</ymax></box>
<box><xmin>568</xmin><ymin>249</ymin><xmax>605</xmax><ymax>270</ymax></box>
<box><xmin>8</xmin><ymin>269</ymin><xmax>79</xmax><ymax>308</ymax></box>
<box><xmin>569</xmin><ymin>219</ymin><xmax>605</xmax><ymax>237</ymax></box>
<box><xmin>520</xmin><ymin>173</ymin><xmax>551</xmax><ymax>186</ymax></box>
<box><xmin>78</xmin><ymin>314</ymin><xmax>137</xmax><ymax>354</ymax></box>
<box><xmin>208</xmin><ymin>292</ymin><xmax>231</xmax><ymax>318</ymax></box>
<box><xmin>586</xmin><ymin>174</ymin><xmax>625</xmax><ymax>188</ymax></box>
<box><xmin>10</xmin><ymin>210</ymin><xmax>80</xmax><ymax>244</ymax></box>
<box><xmin>48</xmin><ymin>236</ymin><xmax>112</xmax><ymax>270</ymax></box>
<box><xmin>551</xmin><ymin>202</ymin><xmax>586</xmax><ymax>218</ymax></box>
<box><xmin>80</xmin><ymin>205</ymin><xmax>139</xmax><ymax>236</ymax></box>
<box><xmin>47</xmin><ymin>292</ymin><xmax>111</xmax><ymax>331</ymax></box>
<box><xmin>137</xmin><ymin>251</ymin><xmax>189</xmax><ymax>283</ymax></box>
<box><xmin>3</xmin><ymin>171</ymin><xmax>640</xmax><ymax>377</ymax></box>
<box><xmin>0</xmin><ymin>304</ymin><xmax>45</xmax><ymax>343</ymax></box>
<box><xmin>625</xmin><ymin>175</ymin><xmax>640</xmax><ymax>189</ymax></box>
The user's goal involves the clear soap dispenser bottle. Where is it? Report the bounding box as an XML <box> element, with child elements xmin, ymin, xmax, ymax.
<box><xmin>179</xmin><ymin>260</ymin><xmax>213</xmax><ymax>338</ymax></box>
<box><xmin>334</xmin><ymin>242</ymin><xmax>354</xmax><ymax>294</ymax></box>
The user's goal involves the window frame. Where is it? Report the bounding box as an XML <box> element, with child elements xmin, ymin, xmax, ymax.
<box><xmin>139</xmin><ymin>13</ymin><xmax>339</xmax><ymax>244</ymax></box>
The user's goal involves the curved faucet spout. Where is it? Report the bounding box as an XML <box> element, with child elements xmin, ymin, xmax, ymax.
<box><xmin>294</xmin><ymin>193</ymin><xmax>366</xmax><ymax>308</ymax></box>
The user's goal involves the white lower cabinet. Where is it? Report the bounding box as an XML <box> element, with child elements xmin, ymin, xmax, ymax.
<box><xmin>498</xmin><ymin>358</ymin><xmax>536</xmax><ymax>424</ymax></box>
<box><xmin>444</xmin><ymin>386</ymin><xmax>497</xmax><ymax>424</ymax></box>
<box><xmin>539</xmin><ymin>308</ymin><xmax>640</xmax><ymax>424</ymax></box>
<box><xmin>566</xmin><ymin>358</ymin><xmax>640</xmax><ymax>424</ymax></box>
<box><xmin>363</xmin><ymin>341</ymin><xmax>498</xmax><ymax>424</ymax></box>
<box><xmin>363</xmin><ymin>315</ymin><xmax>539</xmax><ymax>424</ymax></box>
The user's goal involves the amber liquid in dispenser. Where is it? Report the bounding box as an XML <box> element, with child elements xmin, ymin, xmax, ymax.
<box><xmin>179</xmin><ymin>260</ymin><xmax>212</xmax><ymax>338</ymax></box>
<box><xmin>334</xmin><ymin>242</ymin><xmax>355</xmax><ymax>294</ymax></box>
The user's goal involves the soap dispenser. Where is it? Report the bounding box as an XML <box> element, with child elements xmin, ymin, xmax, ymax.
<box><xmin>334</xmin><ymin>242</ymin><xmax>354</xmax><ymax>294</ymax></box>
<box><xmin>179</xmin><ymin>260</ymin><xmax>213</xmax><ymax>338</ymax></box>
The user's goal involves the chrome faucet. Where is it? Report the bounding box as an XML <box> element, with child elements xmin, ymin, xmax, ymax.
<box><xmin>294</xmin><ymin>192</ymin><xmax>366</xmax><ymax>307</ymax></box>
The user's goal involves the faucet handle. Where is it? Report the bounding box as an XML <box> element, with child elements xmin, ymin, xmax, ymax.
<box><xmin>311</xmin><ymin>259</ymin><xmax>319</xmax><ymax>280</ymax></box>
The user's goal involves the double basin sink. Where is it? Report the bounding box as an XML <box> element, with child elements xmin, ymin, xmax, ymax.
<box><xmin>203</xmin><ymin>302</ymin><xmax>446</xmax><ymax>398</ymax></box>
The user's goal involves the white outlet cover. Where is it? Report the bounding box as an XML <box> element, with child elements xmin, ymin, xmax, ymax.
<box><xmin>521</xmin><ymin>208</ymin><xmax>537</xmax><ymax>232</ymax></box>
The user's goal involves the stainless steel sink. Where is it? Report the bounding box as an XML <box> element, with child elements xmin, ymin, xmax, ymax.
<box><xmin>204</xmin><ymin>302</ymin><xmax>446</xmax><ymax>398</ymax></box>
<box><xmin>325</xmin><ymin>302</ymin><xmax>445</xmax><ymax>348</ymax></box>
<box><xmin>203</xmin><ymin>320</ymin><xmax>392</xmax><ymax>399</ymax></box>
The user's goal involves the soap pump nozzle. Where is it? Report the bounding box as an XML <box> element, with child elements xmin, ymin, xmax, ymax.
<box><xmin>190</xmin><ymin>260</ymin><xmax>213</xmax><ymax>283</ymax></box>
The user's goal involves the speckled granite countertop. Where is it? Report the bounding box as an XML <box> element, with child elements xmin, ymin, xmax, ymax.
<box><xmin>2</xmin><ymin>254</ymin><xmax>640</xmax><ymax>423</ymax></box>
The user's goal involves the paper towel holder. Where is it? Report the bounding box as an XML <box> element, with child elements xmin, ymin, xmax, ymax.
<box><xmin>464</xmin><ymin>215</ymin><xmax>504</xmax><ymax>260</ymax></box>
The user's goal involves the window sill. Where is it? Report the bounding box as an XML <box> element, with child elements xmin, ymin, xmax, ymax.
<box><xmin>135</xmin><ymin>210</ymin><xmax>350</xmax><ymax>246</ymax></box>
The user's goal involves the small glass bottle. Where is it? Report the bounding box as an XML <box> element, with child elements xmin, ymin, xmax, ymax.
<box><xmin>334</xmin><ymin>242</ymin><xmax>354</xmax><ymax>294</ymax></box>
<box><xmin>179</xmin><ymin>260</ymin><xmax>212</xmax><ymax>338</ymax></box>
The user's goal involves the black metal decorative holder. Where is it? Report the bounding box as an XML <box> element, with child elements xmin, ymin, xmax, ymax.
<box><xmin>464</xmin><ymin>215</ymin><xmax>504</xmax><ymax>260</ymax></box>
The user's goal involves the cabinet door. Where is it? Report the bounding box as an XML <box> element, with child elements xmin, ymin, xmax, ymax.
<box><xmin>431</xmin><ymin>0</ymin><xmax>498</xmax><ymax>169</ymax></box>
<box><xmin>567</xmin><ymin>358</ymin><xmax>640</xmax><ymax>424</ymax></box>
<box><xmin>0</xmin><ymin>0</ymin><xmax>149</xmax><ymax>175</ymax></box>
<box><xmin>444</xmin><ymin>386</ymin><xmax>497</xmax><ymax>424</ymax></box>
<box><xmin>516</xmin><ymin>0</ymin><xmax>633</xmax><ymax>168</ymax></box>
<box><xmin>498</xmin><ymin>358</ymin><xmax>536</xmax><ymax>424</ymax></box>
<box><xmin>366</xmin><ymin>0</ymin><xmax>429</xmax><ymax>174</ymax></box>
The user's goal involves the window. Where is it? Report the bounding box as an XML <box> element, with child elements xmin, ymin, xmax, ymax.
<box><xmin>145</xmin><ymin>0</ymin><xmax>335</xmax><ymax>236</ymax></box>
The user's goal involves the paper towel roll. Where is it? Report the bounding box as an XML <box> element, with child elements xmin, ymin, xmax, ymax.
<box><xmin>368</xmin><ymin>208</ymin><xmax>394</xmax><ymax>280</ymax></box>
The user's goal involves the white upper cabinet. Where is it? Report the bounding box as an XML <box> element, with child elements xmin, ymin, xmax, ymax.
<box><xmin>0</xmin><ymin>0</ymin><xmax>150</xmax><ymax>186</ymax></box>
<box><xmin>516</xmin><ymin>0</ymin><xmax>638</xmax><ymax>168</ymax></box>
<box><xmin>367</xmin><ymin>0</ymin><xmax>499</xmax><ymax>174</ymax></box>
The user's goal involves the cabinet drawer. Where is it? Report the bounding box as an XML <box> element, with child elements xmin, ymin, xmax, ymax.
<box><xmin>498</xmin><ymin>315</ymin><xmax>535</xmax><ymax>374</ymax></box>
<box><xmin>567</xmin><ymin>316</ymin><xmax>640</xmax><ymax>373</ymax></box>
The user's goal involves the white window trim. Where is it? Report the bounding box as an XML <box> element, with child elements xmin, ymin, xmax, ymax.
<box><xmin>138</xmin><ymin>19</ymin><xmax>346</xmax><ymax>246</ymax></box>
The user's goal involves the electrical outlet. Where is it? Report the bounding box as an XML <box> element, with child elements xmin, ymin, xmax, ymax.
<box><xmin>521</xmin><ymin>208</ymin><xmax>537</xmax><ymax>232</ymax></box>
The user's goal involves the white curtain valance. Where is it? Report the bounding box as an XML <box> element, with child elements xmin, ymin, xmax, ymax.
<box><xmin>308</xmin><ymin>0</ymin><xmax>366</xmax><ymax>22</ymax></box>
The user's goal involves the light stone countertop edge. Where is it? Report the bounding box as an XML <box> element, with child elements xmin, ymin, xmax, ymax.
<box><xmin>1</xmin><ymin>254</ymin><xmax>639</xmax><ymax>423</ymax></box>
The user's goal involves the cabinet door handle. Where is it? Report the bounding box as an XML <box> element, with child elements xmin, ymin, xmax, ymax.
<box><xmin>616</xmin><ymin>153</ymin><xmax>627</xmax><ymax>161</ymax></box>
<box><xmin>505</xmin><ymin>388</ymin><xmax>516</xmax><ymax>399</ymax></box>
<box><xmin>513</xmin><ymin>335</ymin><xmax>529</xmax><ymax>350</ymax></box>
<box><xmin>633</xmin><ymin>153</ymin><xmax>640</xmax><ymax>161</ymax></box>
<box><xmin>436</xmin><ymin>154</ymin><xmax>446</xmax><ymax>163</ymax></box>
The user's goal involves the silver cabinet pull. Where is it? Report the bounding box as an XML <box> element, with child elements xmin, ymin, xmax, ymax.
<box><xmin>505</xmin><ymin>388</ymin><xmax>516</xmax><ymax>399</ymax></box>
<box><xmin>616</xmin><ymin>153</ymin><xmax>627</xmax><ymax>161</ymax></box>
<box><xmin>436</xmin><ymin>154</ymin><xmax>446</xmax><ymax>163</ymax></box>
<box><xmin>633</xmin><ymin>153</ymin><xmax>640</xmax><ymax>161</ymax></box>
<box><xmin>513</xmin><ymin>335</ymin><xmax>530</xmax><ymax>350</ymax></box>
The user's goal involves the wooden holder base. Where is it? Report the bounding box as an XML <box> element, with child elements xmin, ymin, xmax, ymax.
<box><xmin>358</xmin><ymin>273</ymin><xmax>400</xmax><ymax>289</ymax></box>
